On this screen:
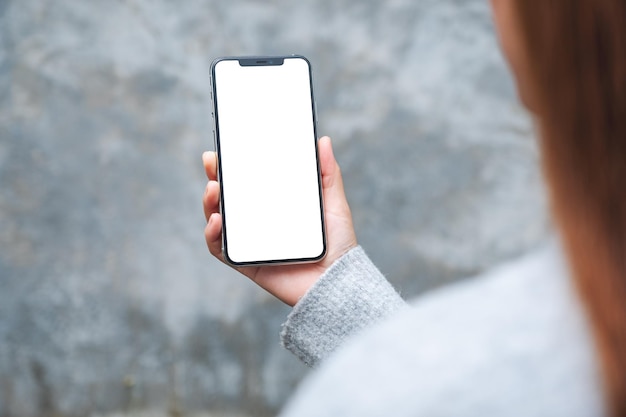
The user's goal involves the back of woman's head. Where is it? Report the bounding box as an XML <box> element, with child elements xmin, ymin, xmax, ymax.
<box><xmin>513</xmin><ymin>1</ymin><xmax>626</xmax><ymax>415</ymax></box>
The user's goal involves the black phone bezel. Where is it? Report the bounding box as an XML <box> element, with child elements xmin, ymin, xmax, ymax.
<box><xmin>209</xmin><ymin>55</ymin><xmax>327</xmax><ymax>267</ymax></box>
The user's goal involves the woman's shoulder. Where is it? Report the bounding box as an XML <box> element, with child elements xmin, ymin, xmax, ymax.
<box><xmin>280</xmin><ymin>240</ymin><xmax>606</xmax><ymax>417</ymax></box>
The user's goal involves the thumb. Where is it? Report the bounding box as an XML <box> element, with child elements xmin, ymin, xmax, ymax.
<box><xmin>318</xmin><ymin>136</ymin><xmax>349</xmax><ymax>209</ymax></box>
<box><xmin>319</xmin><ymin>136</ymin><xmax>342</xmax><ymax>189</ymax></box>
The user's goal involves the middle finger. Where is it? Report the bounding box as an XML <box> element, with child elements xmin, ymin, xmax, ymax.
<box><xmin>203</xmin><ymin>180</ymin><xmax>220</xmax><ymax>222</ymax></box>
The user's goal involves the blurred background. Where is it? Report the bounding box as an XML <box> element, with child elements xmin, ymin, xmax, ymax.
<box><xmin>0</xmin><ymin>0</ymin><xmax>550</xmax><ymax>416</ymax></box>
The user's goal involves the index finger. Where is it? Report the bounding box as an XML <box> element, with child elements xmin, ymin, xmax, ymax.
<box><xmin>202</xmin><ymin>151</ymin><xmax>218</xmax><ymax>181</ymax></box>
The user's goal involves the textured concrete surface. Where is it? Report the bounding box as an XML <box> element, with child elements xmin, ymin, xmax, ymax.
<box><xmin>0</xmin><ymin>0</ymin><xmax>549</xmax><ymax>415</ymax></box>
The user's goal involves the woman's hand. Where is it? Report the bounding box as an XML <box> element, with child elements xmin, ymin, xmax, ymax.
<box><xmin>202</xmin><ymin>136</ymin><xmax>358</xmax><ymax>306</ymax></box>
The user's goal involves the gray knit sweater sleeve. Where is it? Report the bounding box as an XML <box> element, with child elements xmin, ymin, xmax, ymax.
<box><xmin>280</xmin><ymin>246</ymin><xmax>407</xmax><ymax>367</ymax></box>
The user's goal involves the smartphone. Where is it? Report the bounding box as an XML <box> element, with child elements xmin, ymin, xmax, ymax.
<box><xmin>210</xmin><ymin>55</ymin><xmax>327</xmax><ymax>266</ymax></box>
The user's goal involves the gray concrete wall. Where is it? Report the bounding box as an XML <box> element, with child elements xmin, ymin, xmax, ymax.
<box><xmin>0</xmin><ymin>0</ymin><xmax>549</xmax><ymax>415</ymax></box>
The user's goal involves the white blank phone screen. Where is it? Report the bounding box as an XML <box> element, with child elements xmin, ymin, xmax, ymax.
<box><xmin>213</xmin><ymin>58</ymin><xmax>324</xmax><ymax>264</ymax></box>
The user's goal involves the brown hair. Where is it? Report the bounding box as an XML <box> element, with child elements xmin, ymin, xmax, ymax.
<box><xmin>514</xmin><ymin>1</ymin><xmax>626</xmax><ymax>415</ymax></box>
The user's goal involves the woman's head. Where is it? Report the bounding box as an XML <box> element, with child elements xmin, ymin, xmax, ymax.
<box><xmin>489</xmin><ymin>1</ymin><xmax>626</xmax><ymax>416</ymax></box>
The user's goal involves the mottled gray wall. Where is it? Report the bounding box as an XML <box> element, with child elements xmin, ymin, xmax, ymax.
<box><xmin>0</xmin><ymin>0</ymin><xmax>549</xmax><ymax>416</ymax></box>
